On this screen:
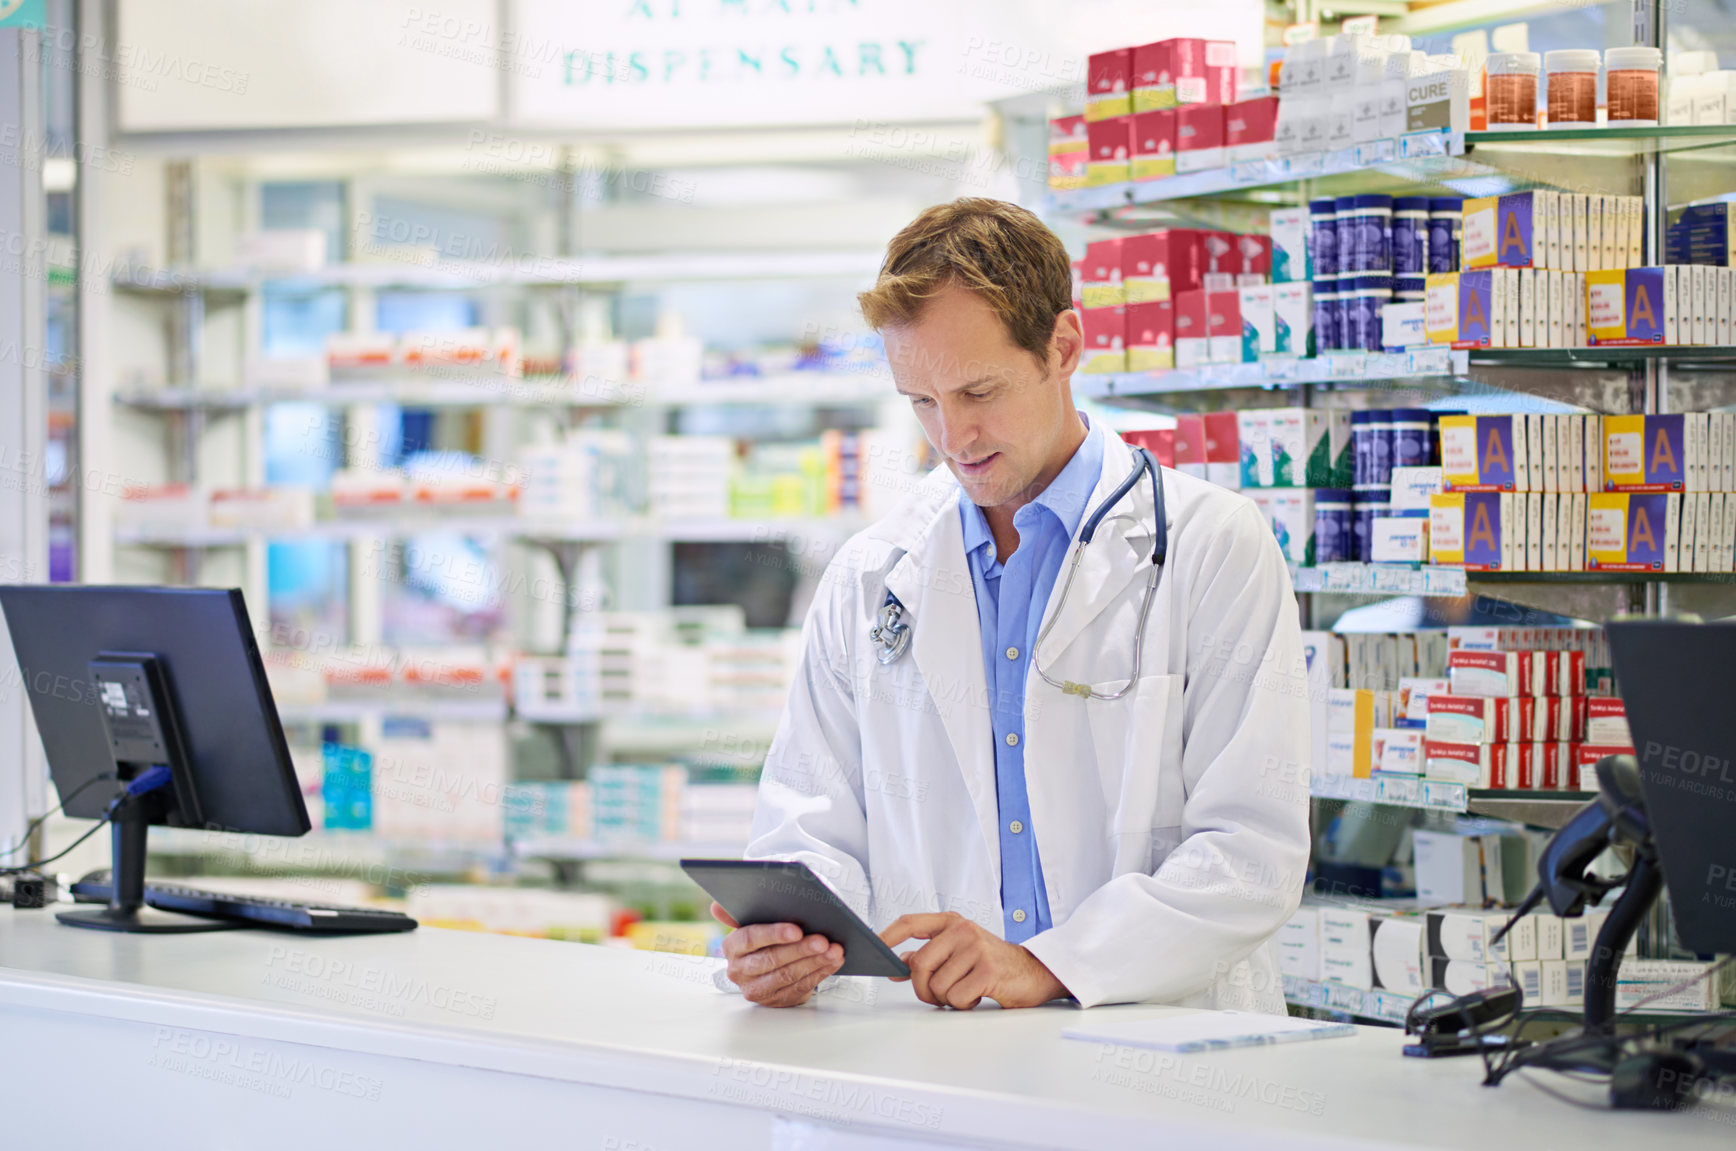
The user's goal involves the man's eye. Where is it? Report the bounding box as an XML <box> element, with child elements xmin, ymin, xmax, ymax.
<box><xmin>909</xmin><ymin>395</ymin><xmax>933</xmax><ymax>407</ymax></box>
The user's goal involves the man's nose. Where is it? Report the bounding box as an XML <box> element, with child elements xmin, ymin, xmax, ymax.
<box><xmin>936</xmin><ymin>403</ymin><xmax>977</xmax><ymax>459</ymax></box>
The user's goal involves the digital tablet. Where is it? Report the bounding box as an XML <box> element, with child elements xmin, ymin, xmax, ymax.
<box><xmin>681</xmin><ymin>859</ymin><xmax>911</xmax><ymax>978</ymax></box>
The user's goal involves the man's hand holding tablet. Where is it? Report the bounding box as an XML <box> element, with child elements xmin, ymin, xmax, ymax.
<box><xmin>685</xmin><ymin>860</ymin><xmax>910</xmax><ymax>1007</ymax></box>
<box><xmin>710</xmin><ymin>903</ymin><xmax>846</xmax><ymax>1007</ymax></box>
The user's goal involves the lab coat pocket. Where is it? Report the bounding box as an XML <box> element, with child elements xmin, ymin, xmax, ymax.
<box><xmin>1086</xmin><ymin>672</ymin><xmax>1186</xmax><ymax>872</ymax></box>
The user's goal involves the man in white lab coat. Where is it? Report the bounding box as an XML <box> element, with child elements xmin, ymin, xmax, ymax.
<box><xmin>715</xmin><ymin>199</ymin><xmax>1312</xmax><ymax>1011</ymax></box>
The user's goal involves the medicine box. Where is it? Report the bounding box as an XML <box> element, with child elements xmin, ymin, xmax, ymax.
<box><xmin>1086</xmin><ymin>115</ymin><xmax>1134</xmax><ymax>185</ymax></box>
<box><xmin>1382</xmin><ymin>301</ymin><xmax>1428</xmax><ymax>350</ymax></box>
<box><xmin>1425</xmin><ymin>272</ymin><xmax>1459</xmax><ymax>343</ymax></box>
<box><xmin>1493</xmin><ymin>191</ymin><xmax>1541</xmax><ymax>268</ymax></box>
<box><xmin>1587</xmin><ymin>492</ymin><xmax>1670</xmax><ymax>571</ymax></box>
<box><xmin>1174</xmin><ymin>289</ymin><xmax>1209</xmax><ymax>369</ymax></box>
<box><xmin>1391</xmin><ymin>466</ymin><xmax>1445</xmax><ymax>511</ymax></box>
<box><xmin>1273</xmin><ymin>281</ymin><xmax>1314</xmax><ymax>356</ymax></box>
<box><xmin>1430</xmin><ymin>491</ymin><xmax>1504</xmax><ymax>569</ymax></box>
<box><xmin>1203</xmin><ymin>411</ymin><xmax>1241</xmax><ymax>488</ymax></box>
<box><xmin>1124</xmin><ymin>300</ymin><xmax>1175</xmax><ymax>371</ymax></box>
<box><xmin>1271</xmin><ymin>207</ymin><xmax>1310</xmax><ymax>283</ymax></box>
<box><xmin>1269</xmin><ymin>489</ymin><xmax>1316</xmax><ymax>564</ymax></box>
<box><xmin>1087</xmin><ymin>49</ymin><xmax>1133</xmax><ymax>120</ymax></box>
<box><xmin>1372</xmin><ymin>515</ymin><xmax>1429</xmax><ymax>562</ymax></box>
<box><xmin>1078</xmin><ymin>305</ymin><xmax>1127</xmax><ymax>373</ymax></box>
<box><xmin>1456</xmin><ymin>269</ymin><xmax>1494</xmax><ymax>347</ymax></box>
<box><xmin>1173</xmin><ymin>415</ymin><xmax>1207</xmax><ymax>479</ymax></box>
<box><xmin>1440</xmin><ymin>414</ymin><xmax>1522</xmax><ymax>491</ymax></box>
<box><xmin>1586</xmin><ymin>267</ymin><xmax>1667</xmax><ymax>346</ymax></box>
<box><xmin>1129</xmin><ymin>109</ymin><xmax>1178</xmax><ymax>181</ymax></box>
<box><xmin>1123</xmin><ymin>229</ymin><xmax>1203</xmax><ymax>303</ymax></box>
<box><xmin>1462</xmin><ymin>196</ymin><xmax>1498</xmax><ymax>269</ymax></box>
<box><xmin>1206</xmin><ymin>290</ymin><xmax>1242</xmax><ymax>363</ymax></box>
<box><xmin>1082</xmin><ymin>238</ymin><xmax>1124</xmax><ymax>308</ymax></box>
<box><xmin>1175</xmin><ymin>103</ymin><xmax>1225</xmax><ymax>173</ymax></box>
<box><xmin>1602</xmin><ymin>414</ymin><xmax>1686</xmax><ymax>491</ymax></box>
<box><xmin>1130</xmin><ymin>40</ymin><xmax>1174</xmax><ymax>112</ymax></box>
<box><xmin>1047</xmin><ymin>115</ymin><xmax>1089</xmax><ymax>190</ymax></box>
<box><xmin>1239</xmin><ymin>285</ymin><xmax>1275</xmax><ymax>362</ymax></box>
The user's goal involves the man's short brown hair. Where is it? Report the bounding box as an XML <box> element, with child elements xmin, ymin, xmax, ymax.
<box><xmin>857</xmin><ymin>197</ymin><xmax>1074</xmax><ymax>365</ymax></box>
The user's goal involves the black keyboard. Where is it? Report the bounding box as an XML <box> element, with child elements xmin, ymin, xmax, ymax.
<box><xmin>70</xmin><ymin>880</ymin><xmax>418</xmax><ymax>934</ymax></box>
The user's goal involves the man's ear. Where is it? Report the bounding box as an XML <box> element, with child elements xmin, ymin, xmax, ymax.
<box><xmin>1051</xmin><ymin>309</ymin><xmax>1084</xmax><ymax>378</ymax></box>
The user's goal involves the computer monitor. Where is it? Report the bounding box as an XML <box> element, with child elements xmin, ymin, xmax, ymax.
<box><xmin>1606</xmin><ymin>618</ymin><xmax>1736</xmax><ymax>956</ymax></box>
<box><xmin>0</xmin><ymin>585</ymin><xmax>310</xmax><ymax>932</ymax></box>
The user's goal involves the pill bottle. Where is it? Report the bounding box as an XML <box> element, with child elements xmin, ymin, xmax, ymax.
<box><xmin>1351</xmin><ymin>195</ymin><xmax>1394</xmax><ymax>274</ymax></box>
<box><xmin>1351</xmin><ymin>493</ymin><xmax>1391</xmax><ymax>562</ymax></box>
<box><xmin>1356</xmin><ymin>275</ymin><xmax>1393</xmax><ymax>350</ymax></box>
<box><xmin>1392</xmin><ymin>197</ymin><xmax>1430</xmax><ymax>276</ymax></box>
<box><xmin>1391</xmin><ymin>409</ymin><xmax>1434</xmax><ymax>468</ymax></box>
<box><xmin>1427</xmin><ymin>198</ymin><xmax>1462</xmax><ymax>273</ymax></box>
<box><xmin>1314</xmin><ymin>490</ymin><xmax>1354</xmax><ymax>564</ymax></box>
<box><xmin>1606</xmin><ymin>46</ymin><xmax>1663</xmax><ymax>126</ymax></box>
<box><xmin>1367</xmin><ymin>409</ymin><xmax>1395</xmax><ymax>486</ymax></box>
<box><xmin>1351</xmin><ymin>411</ymin><xmax>1374</xmax><ymax>487</ymax></box>
<box><xmin>1545</xmin><ymin>50</ymin><xmax>1600</xmax><ymax>125</ymax></box>
<box><xmin>1487</xmin><ymin>52</ymin><xmax>1541</xmax><ymax>128</ymax></box>
<box><xmin>1313</xmin><ymin>280</ymin><xmax>1342</xmax><ymax>351</ymax></box>
<box><xmin>1335</xmin><ymin>196</ymin><xmax>1359</xmax><ymax>273</ymax></box>
<box><xmin>1308</xmin><ymin>198</ymin><xmax>1338</xmax><ymax>278</ymax></box>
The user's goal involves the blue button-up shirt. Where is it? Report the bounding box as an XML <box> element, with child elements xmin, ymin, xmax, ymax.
<box><xmin>957</xmin><ymin>417</ymin><xmax>1104</xmax><ymax>943</ymax></box>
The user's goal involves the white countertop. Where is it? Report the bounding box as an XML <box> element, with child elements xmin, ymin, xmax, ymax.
<box><xmin>1</xmin><ymin>906</ymin><xmax>1729</xmax><ymax>1148</ymax></box>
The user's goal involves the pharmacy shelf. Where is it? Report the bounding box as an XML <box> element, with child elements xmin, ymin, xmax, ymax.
<box><xmin>275</xmin><ymin>699</ymin><xmax>510</xmax><ymax>725</ymax></box>
<box><xmin>113</xmin><ymin>516</ymin><xmax>863</xmax><ymax>549</ymax></box>
<box><xmin>1309</xmin><ymin>773</ymin><xmax>1469</xmax><ymax>812</ymax></box>
<box><xmin>1467</xmin><ymin>123</ymin><xmax>1736</xmax><ymax>158</ymax></box>
<box><xmin>1282</xmin><ymin>974</ymin><xmax>1414</xmax><ymax>1025</ymax></box>
<box><xmin>510</xmin><ymin>837</ymin><xmax>749</xmax><ymax>863</ymax></box>
<box><xmin>1293</xmin><ymin>564</ymin><xmax>1470</xmax><ymax>598</ymax></box>
<box><xmin>1076</xmin><ymin>347</ymin><xmax>1473</xmax><ymax>403</ymax></box>
<box><xmin>145</xmin><ymin>825</ymin><xmax>510</xmax><ymax>869</ymax></box>
<box><xmin>111</xmin><ymin>250</ymin><xmax>885</xmax><ymax>296</ymax></box>
<box><xmin>1080</xmin><ymin>346</ymin><xmax>1736</xmax><ymax>407</ymax></box>
<box><xmin>114</xmin><ymin>379</ymin><xmax>619</xmax><ymax>410</ymax></box>
<box><xmin>1467</xmin><ymin>790</ymin><xmax>1597</xmax><ymax>830</ymax></box>
<box><xmin>1475</xmin><ymin>346</ymin><xmax>1736</xmax><ymax>366</ymax></box>
<box><xmin>655</xmin><ymin>372</ymin><xmax>892</xmax><ymax>406</ymax></box>
<box><xmin>1048</xmin><ymin>131</ymin><xmax>1464</xmax><ymax>217</ymax></box>
<box><xmin>114</xmin><ymin>518</ymin><xmax>626</xmax><ymax>547</ymax></box>
<box><xmin>650</xmin><ymin>516</ymin><xmax>865</xmax><ymax>544</ymax></box>
<box><xmin>1050</xmin><ymin>125</ymin><xmax>1736</xmax><ymax>223</ymax></box>
<box><xmin>113</xmin><ymin>372</ymin><xmax>894</xmax><ymax>412</ymax></box>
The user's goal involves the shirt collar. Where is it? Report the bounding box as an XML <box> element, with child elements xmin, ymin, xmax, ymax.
<box><xmin>960</xmin><ymin>414</ymin><xmax>1103</xmax><ymax>561</ymax></box>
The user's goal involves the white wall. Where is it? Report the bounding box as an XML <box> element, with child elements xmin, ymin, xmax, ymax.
<box><xmin>110</xmin><ymin>0</ymin><xmax>1264</xmax><ymax>135</ymax></box>
<box><xmin>114</xmin><ymin>0</ymin><xmax>501</xmax><ymax>131</ymax></box>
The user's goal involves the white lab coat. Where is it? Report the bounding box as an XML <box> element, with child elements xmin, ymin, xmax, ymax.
<box><xmin>745</xmin><ymin>430</ymin><xmax>1313</xmax><ymax>1009</ymax></box>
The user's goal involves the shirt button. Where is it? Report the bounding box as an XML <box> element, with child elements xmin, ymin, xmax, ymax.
<box><xmin>1012</xmin><ymin>909</ymin><xmax>1027</xmax><ymax>924</ymax></box>
<box><xmin>1010</xmin><ymin>820</ymin><xmax>1024</xmax><ymax>834</ymax></box>
<box><xmin>1005</xmin><ymin>732</ymin><xmax>1019</xmax><ymax>747</ymax></box>
<box><xmin>1005</xmin><ymin>646</ymin><xmax>1019</xmax><ymax>660</ymax></box>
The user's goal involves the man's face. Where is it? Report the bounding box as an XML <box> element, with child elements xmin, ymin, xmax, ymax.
<box><xmin>882</xmin><ymin>283</ymin><xmax>1084</xmax><ymax>509</ymax></box>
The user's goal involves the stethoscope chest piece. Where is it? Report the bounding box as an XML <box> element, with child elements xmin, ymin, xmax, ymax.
<box><xmin>870</xmin><ymin>597</ymin><xmax>911</xmax><ymax>665</ymax></box>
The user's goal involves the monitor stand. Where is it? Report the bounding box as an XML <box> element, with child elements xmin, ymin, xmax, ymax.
<box><xmin>57</xmin><ymin>788</ymin><xmax>240</xmax><ymax>934</ymax></box>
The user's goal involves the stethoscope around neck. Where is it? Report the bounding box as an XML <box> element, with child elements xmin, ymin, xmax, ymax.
<box><xmin>869</xmin><ymin>448</ymin><xmax>1167</xmax><ymax>701</ymax></box>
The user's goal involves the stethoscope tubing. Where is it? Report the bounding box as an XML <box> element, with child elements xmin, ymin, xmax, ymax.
<box><xmin>872</xmin><ymin>448</ymin><xmax>1168</xmax><ymax>696</ymax></box>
